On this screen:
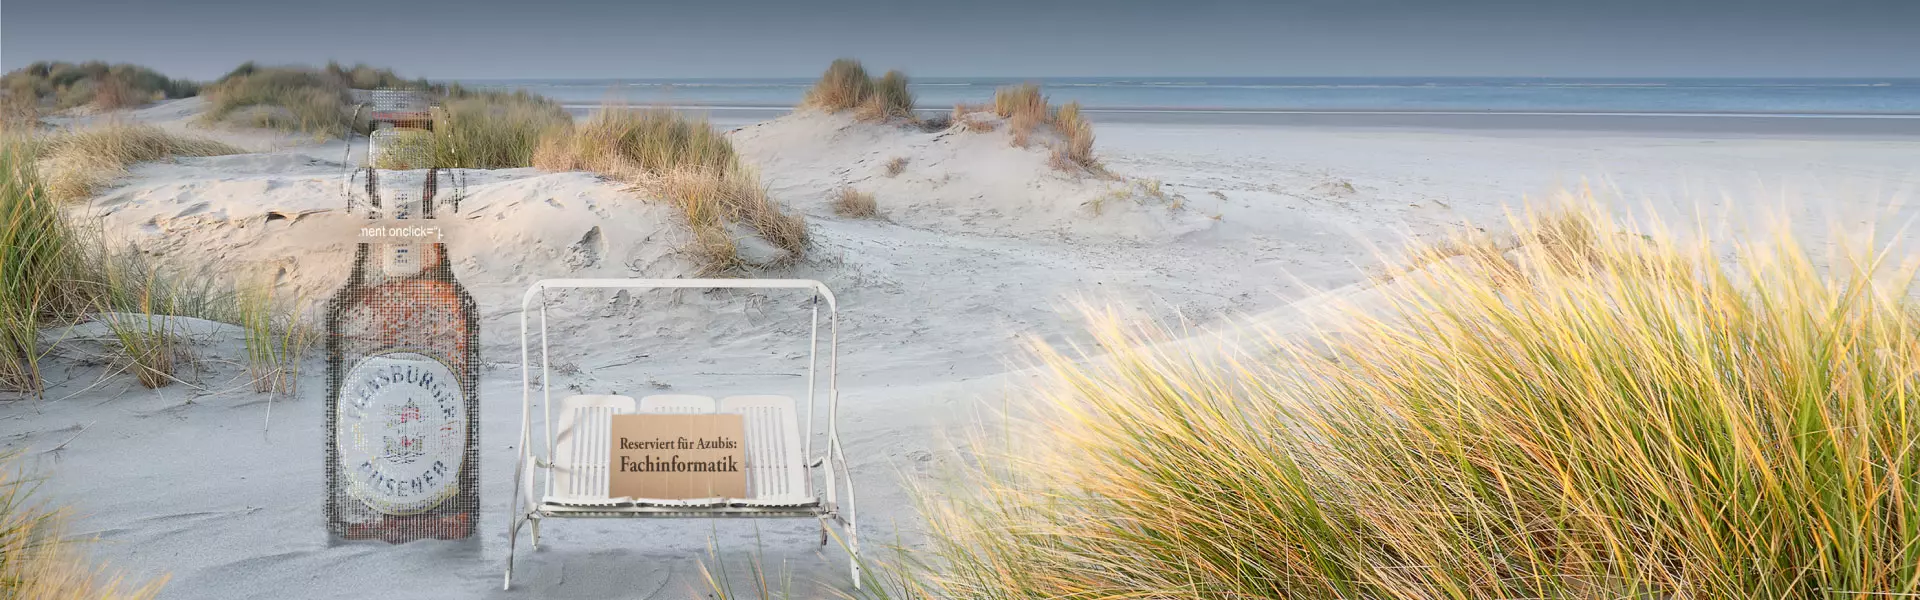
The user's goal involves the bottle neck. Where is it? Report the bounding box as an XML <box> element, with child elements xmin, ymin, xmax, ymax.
<box><xmin>353</xmin><ymin>166</ymin><xmax>451</xmax><ymax>282</ymax></box>
<box><xmin>361</xmin><ymin>167</ymin><xmax>442</xmax><ymax>220</ymax></box>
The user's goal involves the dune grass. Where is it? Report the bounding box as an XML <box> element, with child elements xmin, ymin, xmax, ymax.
<box><xmin>202</xmin><ymin>62</ymin><xmax>435</xmax><ymax>136</ymax></box>
<box><xmin>99</xmin><ymin>308</ymin><xmax>182</xmax><ymax>390</ymax></box>
<box><xmin>238</xmin><ymin>279</ymin><xmax>313</xmax><ymax>395</ymax></box>
<box><xmin>884</xmin><ymin>156</ymin><xmax>908</xmax><ymax>177</ymax></box>
<box><xmin>2</xmin><ymin>134</ymin><xmax>293</xmax><ymax>397</ymax></box>
<box><xmin>2</xmin><ymin>62</ymin><xmax>199</xmax><ymax>112</ymax></box>
<box><xmin>900</xmin><ymin>200</ymin><xmax>1920</xmax><ymax>598</ymax></box>
<box><xmin>832</xmin><ymin>187</ymin><xmax>879</xmax><ymax>219</ymax></box>
<box><xmin>984</xmin><ymin>84</ymin><xmax>1100</xmax><ymax>171</ymax></box>
<box><xmin>1051</xmin><ymin>101</ymin><xmax>1096</xmax><ymax>169</ymax></box>
<box><xmin>802</xmin><ymin>59</ymin><xmax>915</xmax><ymax>123</ymax></box>
<box><xmin>2</xmin><ymin>92</ymin><xmax>41</xmax><ymax>131</ymax></box>
<box><xmin>0</xmin><ymin>137</ymin><xmax>73</xmax><ymax>394</ymax></box>
<box><xmin>37</xmin><ymin>122</ymin><xmax>242</xmax><ymax>202</ymax></box>
<box><xmin>535</xmin><ymin>105</ymin><xmax>806</xmax><ymax>272</ymax></box>
<box><xmin>1</xmin><ymin>453</ymin><xmax>167</xmax><ymax>598</ymax></box>
<box><xmin>372</xmin><ymin>90</ymin><xmax>572</xmax><ymax>169</ymax></box>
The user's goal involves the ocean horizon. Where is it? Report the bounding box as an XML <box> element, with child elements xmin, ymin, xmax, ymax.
<box><xmin>458</xmin><ymin>77</ymin><xmax>1920</xmax><ymax>117</ymax></box>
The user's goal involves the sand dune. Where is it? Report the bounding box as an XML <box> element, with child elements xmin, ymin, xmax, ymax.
<box><xmin>5</xmin><ymin>98</ymin><xmax>1920</xmax><ymax>598</ymax></box>
<box><xmin>733</xmin><ymin>111</ymin><xmax>1216</xmax><ymax>241</ymax></box>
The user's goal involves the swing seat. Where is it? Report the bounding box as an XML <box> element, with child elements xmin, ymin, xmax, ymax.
<box><xmin>539</xmin><ymin>394</ymin><xmax>819</xmax><ymax>512</ymax></box>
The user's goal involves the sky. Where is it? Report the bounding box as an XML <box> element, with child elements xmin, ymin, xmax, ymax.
<box><xmin>3</xmin><ymin>0</ymin><xmax>1918</xmax><ymax>79</ymax></box>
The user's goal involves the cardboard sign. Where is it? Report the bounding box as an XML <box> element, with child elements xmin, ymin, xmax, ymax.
<box><xmin>608</xmin><ymin>414</ymin><xmax>748</xmax><ymax>500</ymax></box>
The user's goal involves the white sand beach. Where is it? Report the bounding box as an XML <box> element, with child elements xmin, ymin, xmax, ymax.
<box><xmin>5</xmin><ymin>99</ymin><xmax>1920</xmax><ymax>598</ymax></box>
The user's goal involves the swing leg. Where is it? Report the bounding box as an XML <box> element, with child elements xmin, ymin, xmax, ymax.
<box><xmin>531</xmin><ymin>516</ymin><xmax>541</xmax><ymax>549</ymax></box>
<box><xmin>850</xmin><ymin>547</ymin><xmax>862</xmax><ymax>590</ymax></box>
<box><xmin>818</xmin><ymin>517</ymin><xmax>829</xmax><ymax>546</ymax></box>
<box><xmin>504</xmin><ymin>516</ymin><xmax>520</xmax><ymax>590</ymax></box>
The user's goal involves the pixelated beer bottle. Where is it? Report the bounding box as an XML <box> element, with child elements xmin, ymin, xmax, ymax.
<box><xmin>324</xmin><ymin>165</ymin><xmax>479</xmax><ymax>542</ymax></box>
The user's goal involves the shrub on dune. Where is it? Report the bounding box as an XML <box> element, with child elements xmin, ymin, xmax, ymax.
<box><xmin>802</xmin><ymin>59</ymin><xmax>875</xmax><ymax>113</ymax></box>
<box><xmin>535</xmin><ymin>106</ymin><xmax>806</xmax><ymax>272</ymax></box>
<box><xmin>802</xmin><ymin>59</ymin><xmax>915</xmax><ymax>123</ymax></box>
<box><xmin>202</xmin><ymin>66</ymin><xmax>354</xmax><ymax>134</ymax></box>
<box><xmin>986</xmin><ymin>84</ymin><xmax>1099</xmax><ymax>171</ymax></box>
<box><xmin>1052</xmin><ymin>101</ymin><xmax>1096</xmax><ymax>169</ymax></box>
<box><xmin>0</xmin><ymin>138</ymin><xmax>70</xmax><ymax>394</ymax></box>
<box><xmin>832</xmin><ymin>187</ymin><xmax>878</xmax><ymax>219</ymax></box>
<box><xmin>859</xmin><ymin>70</ymin><xmax>915</xmax><ymax>121</ymax></box>
<box><xmin>0</xmin><ymin>62</ymin><xmax>198</xmax><ymax>112</ymax></box>
<box><xmin>992</xmin><ymin>83</ymin><xmax>1047</xmax><ymax>124</ymax></box>
<box><xmin>907</xmin><ymin>200</ymin><xmax>1920</xmax><ymax>598</ymax></box>
<box><xmin>373</xmin><ymin>90</ymin><xmax>571</xmax><ymax>169</ymax></box>
<box><xmin>203</xmin><ymin>62</ymin><xmax>436</xmax><ymax>136</ymax></box>
<box><xmin>38</xmin><ymin>123</ymin><xmax>242</xmax><ymax>201</ymax></box>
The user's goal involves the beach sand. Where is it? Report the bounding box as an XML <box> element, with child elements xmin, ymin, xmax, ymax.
<box><xmin>4</xmin><ymin>100</ymin><xmax>1919</xmax><ymax>598</ymax></box>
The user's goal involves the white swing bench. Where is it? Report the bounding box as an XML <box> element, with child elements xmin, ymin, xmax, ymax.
<box><xmin>504</xmin><ymin>279</ymin><xmax>860</xmax><ymax>590</ymax></box>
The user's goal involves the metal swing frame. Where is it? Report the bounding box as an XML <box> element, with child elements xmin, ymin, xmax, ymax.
<box><xmin>503</xmin><ymin>279</ymin><xmax>861</xmax><ymax>590</ymax></box>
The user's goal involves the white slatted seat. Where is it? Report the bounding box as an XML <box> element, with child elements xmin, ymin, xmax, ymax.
<box><xmin>720</xmin><ymin>395</ymin><xmax>813</xmax><ymax>507</ymax></box>
<box><xmin>545</xmin><ymin>395</ymin><xmax>634</xmax><ymax>508</ymax></box>
<box><xmin>638</xmin><ymin>394</ymin><xmax>716</xmax><ymax>414</ymax></box>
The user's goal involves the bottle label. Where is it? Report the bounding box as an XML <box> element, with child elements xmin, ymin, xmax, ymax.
<box><xmin>336</xmin><ymin>352</ymin><xmax>467</xmax><ymax>516</ymax></box>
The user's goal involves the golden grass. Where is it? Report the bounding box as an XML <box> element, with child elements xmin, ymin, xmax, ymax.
<box><xmin>802</xmin><ymin>59</ymin><xmax>875</xmax><ymax>113</ymax></box>
<box><xmin>983</xmin><ymin>84</ymin><xmax>1099</xmax><ymax>171</ymax></box>
<box><xmin>202</xmin><ymin>62</ymin><xmax>435</xmax><ymax>136</ymax></box>
<box><xmin>373</xmin><ymin>91</ymin><xmax>571</xmax><ymax>169</ymax></box>
<box><xmin>904</xmin><ymin>196</ymin><xmax>1920</xmax><ymax>598</ymax></box>
<box><xmin>802</xmin><ymin>59</ymin><xmax>915</xmax><ymax>123</ymax></box>
<box><xmin>832</xmin><ymin>187</ymin><xmax>878</xmax><ymax>219</ymax></box>
<box><xmin>992</xmin><ymin>83</ymin><xmax>1047</xmax><ymax>123</ymax></box>
<box><xmin>1</xmin><ymin>453</ymin><xmax>167</xmax><ymax>598</ymax></box>
<box><xmin>1053</xmin><ymin>101</ymin><xmax>1096</xmax><ymax>169</ymax></box>
<box><xmin>884</xmin><ymin>156</ymin><xmax>908</xmax><ymax>177</ymax></box>
<box><xmin>535</xmin><ymin>106</ymin><xmax>806</xmax><ymax>272</ymax></box>
<box><xmin>2</xmin><ymin>62</ymin><xmax>197</xmax><ymax>112</ymax></box>
<box><xmin>39</xmin><ymin>123</ymin><xmax>241</xmax><ymax>201</ymax></box>
<box><xmin>0</xmin><ymin>136</ymin><xmax>67</xmax><ymax>394</ymax></box>
<box><xmin>1</xmin><ymin>93</ymin><xmax>39</xmax><ymax>132</ymax></box>
<box><xmin>238</xmin><ymin>279</ymin><xmax>314</xmax><ymax>395</ymax></box>
<box><xmin>869</xmin><ymin>70</ymin><xmax>914</xmax><ymax>120</ymax></box>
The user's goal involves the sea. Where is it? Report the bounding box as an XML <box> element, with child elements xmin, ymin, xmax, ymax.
<box><xmin>461</xmin><ymin>77</ymin><xmax>1920</xmax><ymax>133</ymax></box>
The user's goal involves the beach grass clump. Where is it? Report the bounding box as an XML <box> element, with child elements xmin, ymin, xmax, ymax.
<box><xmin>993</xmin><ymin>83</ymin><xmax>1046</xmax><ymax>117</ymax></box>
<box><xmin>985</xmin><ymin>84</ymin><xmax>1100</xmax><ymax>170</ymax></box>
<box><xmin>535</xmin><ymin>106</ymin><xmax>806</xmax><ymax>272</ymax></box>
<box><xmin>832</xmin><ymin>187</ymin><xmax>878</xmax><ymax>219</ymax></box>
<box><xmin>802</xmin><ymin>59</ymin><xmax>916</xmax><ymax>123</ymax></box>
<box><xmin>0</xmin><ymin>137</ymin><xmax>74</xmax><ymax>394</ymax></box>
<box><xmin>38</xmin><ymin>122</ymin><xmax>242</xmax><ymax>201</ymax></box>
<box><xmin>99</xmin><ymin>309</ymin><xmax>182</xmax><ymax>389</ymax></box>
<box><xmin>2</xmin><ymin>62</ymin><xmax>199</xmax><ymax>112</ymax></box>
<box><xmin>884</xmin><ymin>156</ymin><xmax>908</xmax><ymax>177</ymax></box>
<box><xmin>1052</xmin><ymin>101</ymin><xmax>1096</xmax><ymax>169</ymax></box>
<box><xmin>202</xmin><ymin>65</ymin><xmax>353</xmax><ymax>134</ymax></box>
<box><xmin>860</xmin><ymin>70</ymin><xmax>915</xmax><ymax>121</ymax></box>
<box><xmin>907</xmin><ymin>201</ymin><xmax>1920</xmax><ymax>598</ymax></box>
<box><xmin>238</xmin><ymin>279</ymin><xmax>313</xmax><ymax>395</ymax></box>
<box><xmin>1</xmin><ymin>92</ymin><xmax>40</xmax><ymax>131</ymax></box>
<box><xmin>1</xmin><ymin>453</ymin><xmax>167</xmax><ymax>598</ymax></box>
<box><xmin>372</xmin><ymin>90</ymin><xmax>572</xmax><ymax>169</ymax></box>
<box><xmin>802</xmin><ymin>59</ymin><xmax>876</xmax><ymax>113</ymax></box>
<box><xmin>203</xmin><ymin>62</ymin><xmax>436</xmax><ymax>136</ymax></box>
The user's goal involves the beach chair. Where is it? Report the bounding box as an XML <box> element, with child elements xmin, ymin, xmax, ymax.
<box><xmin>505</xmin><ymin>279</ymin><xmax>860</xmax><ymax>590</ymax></box>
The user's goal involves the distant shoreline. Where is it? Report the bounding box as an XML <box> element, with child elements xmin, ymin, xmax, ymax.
<box><xmin>567</xmin><ymin>103</ymin><xmax>1920</xmax><ymax>118</ymax></box>
<box><xmin>566</xmin><ymin>104</ymin><xmax>1920</xmax><ymax>136</ymax></box>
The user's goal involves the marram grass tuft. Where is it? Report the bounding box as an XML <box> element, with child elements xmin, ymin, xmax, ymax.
<box><xmin>905</xmin><ymin>199</ymin><xmax>1920</xmax><ymax>599</ymax></box>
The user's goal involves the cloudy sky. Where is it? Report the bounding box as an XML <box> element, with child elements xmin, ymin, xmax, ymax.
<box><xmin>3</xmin><ymin>0</ymin><xmax>1917</xmax><ymax>79</ymax></box>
